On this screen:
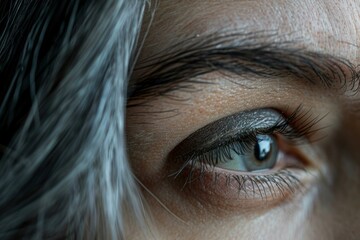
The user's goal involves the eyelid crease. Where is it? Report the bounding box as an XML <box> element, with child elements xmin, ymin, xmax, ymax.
<box><xmin>175</xmin><ymin>108</ymin><xmax>283</xmax><ymax>155</ymax></box>
<box><xmin>174</xmin><ymin>105</ymin><xmax>320</xmax><ymax>159</ymax></box>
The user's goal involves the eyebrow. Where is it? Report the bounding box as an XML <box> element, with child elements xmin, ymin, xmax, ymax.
<box><xmin>129</xmin><ymin>31</ymin><xmax>359</xmax><ymax>101</ymax></box>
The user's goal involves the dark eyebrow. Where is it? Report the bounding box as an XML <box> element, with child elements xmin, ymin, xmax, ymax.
<box><xmin>129</xmin><ymin>31</ymin><xmax>359</xmax><ymax>101</ymax></box>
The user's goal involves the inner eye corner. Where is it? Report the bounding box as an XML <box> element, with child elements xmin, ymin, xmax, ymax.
<box><xmin>274</xmin><ymin>134</ymin><xmax>315</xmax><ymax>169</ymax></box>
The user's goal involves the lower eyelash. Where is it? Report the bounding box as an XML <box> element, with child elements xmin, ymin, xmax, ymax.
<box><xmin>175</xmin><ymin>159</ymin><xmax>304</xmax><ymax>201</ymax></box>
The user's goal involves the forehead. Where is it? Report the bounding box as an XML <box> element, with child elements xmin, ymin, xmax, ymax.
<box><xmin>142</xmin><ymin>0</ymin><xmax>360</xmax><ymax>62</ymax></box>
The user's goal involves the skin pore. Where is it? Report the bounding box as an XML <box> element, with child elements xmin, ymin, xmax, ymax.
<box><xmin>126</xmin><ymin>1</ymin><xmax>360</xmax><ymax>239</ymax></box>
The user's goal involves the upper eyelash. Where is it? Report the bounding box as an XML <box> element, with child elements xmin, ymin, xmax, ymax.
<box><xmin>178</xmin><ymin>105</ymin><xmax>322</xmax><ymax>170</ymax></box>
<box><xmin>272</xmin><ymin>105</ymin><xmax>329</xmax><ymax>143</ymax></box>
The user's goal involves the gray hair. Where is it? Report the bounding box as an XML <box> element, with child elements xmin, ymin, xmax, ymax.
<box><xmin>0</xmin><ymin>0</ymin><xmax>147</xmax><ymax>239</ymax></box>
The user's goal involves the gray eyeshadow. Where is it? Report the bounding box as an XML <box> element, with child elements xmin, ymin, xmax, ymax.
<box><xmin>175</xmin><ymin>108</ymin><xmax>282</xmax><ymax>156</ymax></box>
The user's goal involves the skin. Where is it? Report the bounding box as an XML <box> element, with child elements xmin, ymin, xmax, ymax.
<box><xmin>126</xmin><ymin>1</ymin><xmax>360</xmax><ymax>239</ymax></box>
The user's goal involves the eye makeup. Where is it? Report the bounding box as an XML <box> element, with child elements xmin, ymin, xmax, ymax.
<box><xmin>173</xmin><ymin>108</ymin><xmax>284</xmax><ymax>156</ymax></box>
<box><xmin>172</xmin><ymin>106</ymin><xmax>318</xmax><ymax>173</ymax></box>
<box><xmin>167</xmin><ymin>106</ymin><xmax>321</xmax><ymax>211</ymax></box>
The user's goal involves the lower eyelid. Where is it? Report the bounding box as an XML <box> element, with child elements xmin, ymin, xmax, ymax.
<box><xmin>167</xmin><ymin>139</ymin><xmax>317</xmax><ymax>213</ymax></box>
<box><xmin>171</xmin><ymin>163</ymin><xmax>315</xmax><ymax>214</ymax></box>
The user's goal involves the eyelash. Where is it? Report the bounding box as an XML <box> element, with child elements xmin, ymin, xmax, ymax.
<box><xmin>171</xmin><ymin>106</ymin><xmax>321</xmax><ymax>200</ymax></box>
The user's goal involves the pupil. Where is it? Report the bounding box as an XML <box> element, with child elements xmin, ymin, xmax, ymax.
<box><xmin>254</xmin><ymin>135</ymin><xmax>272</xmax><ymax>162</ymax></box>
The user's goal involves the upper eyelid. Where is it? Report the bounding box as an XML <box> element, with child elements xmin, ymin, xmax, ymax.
<box><xmin>171</xmin><ymin>108</ymin><xmax>282</xmax><ymax>156</ymax></box>
<box><xmin>171</xmin><ymin>105</ymin><xmax>322</xmax><ymax>163</ymax></box>
<box><xmin>129</xmin><ymin>31</ymin><xmax>359</xmax><ymax>100</ymax></box>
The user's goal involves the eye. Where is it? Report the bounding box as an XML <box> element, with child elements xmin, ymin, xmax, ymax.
<box><xmin>216</xmin><ymin>134</ymin><xmax>278</xmax><ymax>171</ymax></box>
<box><xmin>168</xmin><ymin>106</ymin><xmax>321</xmax><ymax>210</ymax></box>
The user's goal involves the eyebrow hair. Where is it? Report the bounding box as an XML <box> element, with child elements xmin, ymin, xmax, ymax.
<box><xmin>128</xmin><ymin>31</ymin><xmax>359</xmax><ymax>101</ymax></box>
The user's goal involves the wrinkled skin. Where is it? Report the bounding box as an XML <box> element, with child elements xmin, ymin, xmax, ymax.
<box><xmin>126</xmin><ymin>1</ymin><xmax>360</xmax><ymax>239</ymax></box>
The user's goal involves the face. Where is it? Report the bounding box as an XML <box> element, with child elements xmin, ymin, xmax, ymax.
<box><xmin>126</xmin><ymin>1</ymin><xmax>360</xmax><ymax>239</ymax></box>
